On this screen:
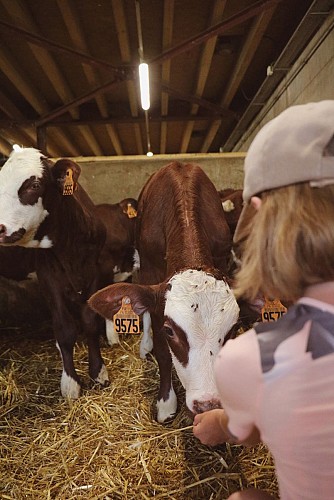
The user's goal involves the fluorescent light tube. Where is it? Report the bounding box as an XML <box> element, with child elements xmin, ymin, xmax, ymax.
<box><xmin>139</xmin><ymin>63</ymin><xmax>150</xmax><ymax>110</ymax></box>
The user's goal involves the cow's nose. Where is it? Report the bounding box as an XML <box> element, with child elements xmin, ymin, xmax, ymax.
<box><xmin>192</xmin><ymin>398</ymin><xmax>222</xmax><ymax>414</ymax></box>
<box><xmin>0</xmin><ymin>224</ymin><xmax>6</xmax><ymax>235</ymax></box>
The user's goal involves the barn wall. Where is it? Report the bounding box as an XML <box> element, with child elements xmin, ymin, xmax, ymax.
<box><xmin>234</xmin><ymin>10</ymin><xmax>334</xmax><ymax>151</ymax></box>
<box><xmin>74</xmin><ymin>153</ymin><xmax>246</xmax><ymax>204</ymax></box>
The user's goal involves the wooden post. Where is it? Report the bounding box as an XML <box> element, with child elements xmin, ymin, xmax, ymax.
<box><xmin>36</xmin><ymin>126</ymin><xmax>47</xmax><ymax>155</ymax></box>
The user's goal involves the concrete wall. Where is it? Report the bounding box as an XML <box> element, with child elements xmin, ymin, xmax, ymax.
<box><xmin>234</xmin><ymin>10</ymin><xmax>334</xmax><ymax>151</ymax></box>
<box><xmin>75</xmin><ymin>152</ymin><xmax>246</xmax><ymax>204</ymax></box>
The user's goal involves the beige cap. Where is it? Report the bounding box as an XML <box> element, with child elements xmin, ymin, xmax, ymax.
<box><xmin>234</xmin><ymin>100</ymin><xmax>334</xmax><ymax>244</ymax></box>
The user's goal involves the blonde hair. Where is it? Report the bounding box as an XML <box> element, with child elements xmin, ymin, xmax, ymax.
<box><xmin>234</xmin><ymin>183</ymin><xmax>334</xmax><ymax>302</ymax></box>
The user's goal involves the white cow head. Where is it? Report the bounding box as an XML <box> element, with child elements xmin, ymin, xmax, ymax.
<box><xmin>163</xmin><ymin>270</ymin><xmax>239</xmax><ymax>413</ymax></box>
<box><xmin>0</xmin><ymin>148</ymin><xmax>80</xmax><ymax>248</ymax></box>
<box><xmin>89</xmin><ymin>269</ymin><xmax>239</xmax><ymax>416</ymax></box>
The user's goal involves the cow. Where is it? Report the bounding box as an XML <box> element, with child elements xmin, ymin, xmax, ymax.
<box><xmin>93</xmin><ymin>198</ymin><xmax>138</xmax><ymax>346</ymax></box>
<box><xmin>89</xmin><ymin>162</ymin><xmax>240</xmax><ymax>423</ymax></box>
<box><xmin>93</xmin><ymin>198</ymin><xmax>137</xmax><ymax>286</ymax></box>
<box><xmin>0</xmin><ymin>147</ymin><xmax>134</xmax><ymax>398</ymax></box>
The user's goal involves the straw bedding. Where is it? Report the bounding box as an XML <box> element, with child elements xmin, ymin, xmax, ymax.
<box><xmin>0</xmin><ymin>324</ymin><xmax>278</xmax><ymax>499</ymax></box>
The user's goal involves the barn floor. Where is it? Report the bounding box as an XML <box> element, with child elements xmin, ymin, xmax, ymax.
<box><xmin>0</xmin><ymin>325</ymin><xmax>278</xmax><ymax>499</ymax></box>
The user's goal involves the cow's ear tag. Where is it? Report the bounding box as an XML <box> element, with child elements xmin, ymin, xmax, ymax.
<box><xmin>63</xmin><ymin>168</ymin><xmax>75</xmax><ymax>196</ymax></box>
<box><xmin>261</xmin><ymin>298</ymin><xmax>287</xmax><ymax>322</ymax></box>
<box><xmin>113</xmin><ymin>296</ymin><xmax>141</xmax><ymax>334</ymax></box>
<box><xmin>125</xmin><ymin>203</ymin><xmax>137</xmax><ymax>218</ymax></box>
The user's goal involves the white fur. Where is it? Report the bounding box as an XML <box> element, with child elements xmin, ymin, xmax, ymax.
<box><xmin>56</xmin><ymin>341</ymin><xmax>81</xmax><ymax>398</ymax></box>
<box><xmin>0</xmin><ymin>148</ymin><xmax>49</xmax><ymax>246</ymax></box>
<box><xmin>164</xmin><ymin>269</ymin><xmax>239</xmax><ymax>413</ymax></box>
<box><xmin>156</xmin><ymin>386</ymin><xmax>177</xmax><ymax>423</ymax></box>
<box><xmin>139</xmin><ymin>311</ymin><xmax>153</xmax><ymax>359</ymax></box>
<box><xmin>26</xmin><ymin>235</ymin><xmax>53</xmax><ymax>248</ymax></box>
<box><xmin>222</xmin><ymin>199</ymin><xmax>235</xmax><ymax>212</ymax></box>
<box><xmin>113</xmin><ymin>270</ymin><xmax>132</xmax><ymax>283</ymax></box>
<box><xmin>94</xmin><ymin>363</ymin><xmax>109</xmax><ymax>385</ymax></box>
<box><xmin>133</xmin><ymin>249</ymin><xmax>140</xmax><ymax>271</ymax></box>
<box><xmin>106</xmin><ymin>319</ymin><xmax>120</xmax><ymax>346</ymax></box>
<box><xmin>60</xmin><ymin>370</ymin><xmax>81</xmax><ymax>399</ymax></box>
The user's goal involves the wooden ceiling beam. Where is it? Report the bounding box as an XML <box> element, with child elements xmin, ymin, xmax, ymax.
<box><xmin>201</xmin><ymin>3</ymin><xmax>277</xmax><ymax>152</ymax></box>
<box><xmin>180</xmin><ymin>0</ymin><xmax>227</xmax><ymax>152</ymax></box>
<box><xmin>0</xmin><ymin>43</ymin><xmax>78</xmax><ymax>156</ymax></box>
<box><xmin>36</xmin><ymin>77</ymin><xmax>128</xmax><ymax>127</ymax></box>
<box><xmin>112</xmin><ymin>0</ymin><xmax>144</xmax><ymax>155</ymax></box>
<box><xmin>160</xmin><ymin>83</ymin><xmax>236</xmax><ymax>118</ymax></box>
<box><xmin>0</xmin><ymin>19</ymin><xmax>129</xmax><ymax>76</ymax></box>
<box><xmin>149</xmin><ymin>0</ymin><xmax>282</xmax><ymax>65</ymax></box>
<box><xmin>160</xmin><ymin>0</ymin><xmax>175</xmax><ymax>154</ymax></box>
<box><xmin>2</xmin><ymin>0</ymin><xmax>104</xmax><ymax>156</ymax></box>
<box><xmin>57</xmin><ymin>0</ymin><xmax>121</xmax><ymax>155</ymax></box>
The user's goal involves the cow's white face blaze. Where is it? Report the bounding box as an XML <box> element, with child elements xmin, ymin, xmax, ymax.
<box><xmin>0</xmin><ymin>148</ymin><xmax>49</xmax><ymax>247</ymax></box>
<box><xmin>164</xmin><ymin>269</ymin><xmax>239</xmax><ymax>414</ymax></box>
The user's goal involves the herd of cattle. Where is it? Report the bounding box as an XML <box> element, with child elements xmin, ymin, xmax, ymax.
<box><xmin>0</xmin><ymin>147</ymin><xmax>254</xmax><ymax>423</ymax></box>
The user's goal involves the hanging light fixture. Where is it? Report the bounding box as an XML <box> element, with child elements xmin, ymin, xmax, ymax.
<box><xmin>139</xmin><ymin>62</ymin><xmax>150</xmax><ymax>111</ymax></box>
<box><xmin>135</xmin><ymin>0</ymin><xmax>153</xmax><ymax>155</ymax></box>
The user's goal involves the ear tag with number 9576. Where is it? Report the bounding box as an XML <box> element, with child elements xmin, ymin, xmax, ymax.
<box><xmin>261</xmin><ymin>298</ymin><xmax>287</xmax><ymax>322</ymax></box>
<box><xmin>113</xmin><ymin>296</ymin><xmax>141</xmax><ymax>334</ymax></box>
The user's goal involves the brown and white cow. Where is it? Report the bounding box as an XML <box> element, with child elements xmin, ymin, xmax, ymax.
<box><xmin>0</xmin><ymin>147</ymin><xmax>134</xmax><ymax>398</ymax></box>
<box><xmin>89</xmin><ymin>162</ymin><xmax>239</xmax><ymax>423</ymax></box>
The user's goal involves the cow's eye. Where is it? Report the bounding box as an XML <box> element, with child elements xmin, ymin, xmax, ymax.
<box><xmin>165</xmin><ymin>327</ymin><xmax>174</xmax><ymax>337</ymax></box>
<box><xmin>163</xmin><ymin>322</ymin><xmax>174</xmax><ymax>338</ymax></box>
<box><xmin>31</xmin><ymin>181</ymin><xmax>40</xmax><ymax>190</ymax></box>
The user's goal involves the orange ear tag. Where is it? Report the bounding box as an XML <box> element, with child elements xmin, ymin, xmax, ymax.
<box><xmin>63</xmin><ymin>168</ymin><xmax>75</xmax><ymax>196</ymax></box>
<box><xmin>126</xmin><ymin>204</ymin><xmax>137</xmax><ymax>218</ymax></box>
<box><xmin>261</xmin><ymin>298</ymin><xmax>287</xmax><ymax>322</ymax></box>
<box><xmin>113</xmin><ymin>296</ymin><xmax>141</xmax><ymax>334</ymax></box>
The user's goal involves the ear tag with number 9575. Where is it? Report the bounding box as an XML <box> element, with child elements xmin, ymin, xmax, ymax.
<box><xmin>261</xmin><ymin>298</ymin><xmax>287</xmax><ymax>322</ymax></box>
<box><xmin>113</xmin><ymin>296</ymin><xmax>141</xmax><ymax>334</ymax></box>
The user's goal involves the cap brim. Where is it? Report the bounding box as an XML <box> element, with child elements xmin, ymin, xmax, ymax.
<box><xmin>233</xmin><ymin>201</ymin><xmax>257</xmax><ymax>245</ymax></box>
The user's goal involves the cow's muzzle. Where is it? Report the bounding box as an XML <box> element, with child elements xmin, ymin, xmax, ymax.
<box><xmin>192</xmin><ymin>398</ymin><xmax>222</xmax><ymax>414</ymax></box>
<box><xmin>0</xmin><ymin>225</ymin><xmax>26</xmax><ymax>244</ymax></box>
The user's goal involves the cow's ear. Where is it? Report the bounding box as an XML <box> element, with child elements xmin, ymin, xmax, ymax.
<box><xmin>88</xmin><ymin>282</ymin><xmax>160</xmax><ymax>320</ymax></box>
<box><xmin>52</xmin><ymin>159</ymin><xmax>81</xmax><ymax>195</ymax></box>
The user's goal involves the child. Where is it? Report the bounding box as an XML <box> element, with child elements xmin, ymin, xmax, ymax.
<box><xmin>193</xmin><ymin>100</ymin><xmax>334</xmax><ymax>499</ymax></box>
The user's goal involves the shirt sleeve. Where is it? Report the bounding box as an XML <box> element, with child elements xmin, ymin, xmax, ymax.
<box><xmin>214</xmin><ymin>328</ymin><xmax>263</xmax><ymax>441</ymax></box>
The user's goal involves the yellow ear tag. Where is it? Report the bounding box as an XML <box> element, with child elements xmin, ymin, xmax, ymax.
<box><xmin>63</xmin><ymin>168</ymin><xmax>75</xmax><ymax>196</ymax></box>
<box><xmin>261</xmin><ymin>298</ymin><xmax>287</xmax><ymax>322</ymax></box>
<box><xmin>113</xmin><ymin>296</ymin><xmax>141</xmax><ymax>334</ymax></box>
<box><xmin>126</xmin><ymin>204</ymin><xmax>137</xmax><ymax>218</ymax></box>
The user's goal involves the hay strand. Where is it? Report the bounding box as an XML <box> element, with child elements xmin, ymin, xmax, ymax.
<box><xmin>0</xmin><ymin>325</ymin><xmax>278</xmax><ymax>499</ymax></box>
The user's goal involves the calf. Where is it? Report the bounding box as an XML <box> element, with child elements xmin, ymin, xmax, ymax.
<box><xmin>93</xmin><ymin>198</ymin><xmax>137</xmax><ymax>285</ymax></box>
<box><xmin>0</xmin><ymin>147</ymin><xmax>125</xmax><ymax>398</ymax></box>
<box><xmin>89</xmin><ymin>162</ymin><xmax>239</xmax><ymax>423</ymax></box>
<box><xmin>93</xmin><ymin>199</ymin><xmax>138</xmax><ymax>346</ymax></box>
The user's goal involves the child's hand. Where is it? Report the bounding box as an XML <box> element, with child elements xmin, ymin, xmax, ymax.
<box><xmin>193</xmin><ymin>408</ymin><xmax>231</xmax><ymax>446</ymax></box>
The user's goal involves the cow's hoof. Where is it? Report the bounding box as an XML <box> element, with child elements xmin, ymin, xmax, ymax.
<box><xmin>60</xmin><ymin>371</ymin><xmax>81</xmax><ymax>399</ymax></box>
<box><xmin>156</xmin><ymin>389</ymin><xmax>177</xmax><ymax>423</ymax></box>
<box><xmin>139</xmin><ymin>337</ymin><xmax>153</xmax><ymax>360</ymax></box>
<box><xmin>106</xmin><ymin>320</ymin><xmax>120</xmax><ymax>346</ymax></box>
<box><xmin>93</xmin><ymin>364</ymin><xmax>110</xmax><ymax>386</ymax></box>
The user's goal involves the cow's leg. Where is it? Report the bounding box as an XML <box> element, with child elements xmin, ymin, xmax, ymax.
<box><xmin>82</xmin><ymin>305</ymin><xmax>109</xmax><ymax>387</ymax></box>
<box><xmin>53</xmin><ymin>311</ymin><xmax>82</xmax><ymax>399</ymax></box>
<box><xmin>152</xmin><ymin>319</ymin><xmax>177</xmax><ymax>423</ymax></box>
<box><xmin>105</xmin><ymin>319</ymin><xmax>120</xmax><ymax>346</ymax></box>
<box><xmin>139</xmin><ymin>311</ymin><xmax>153</xmax><ymax>359</ymax></box>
